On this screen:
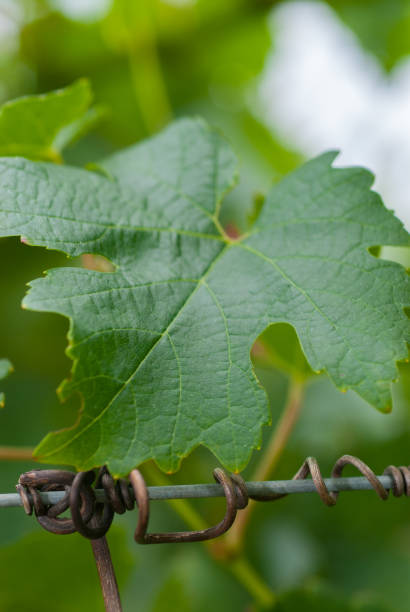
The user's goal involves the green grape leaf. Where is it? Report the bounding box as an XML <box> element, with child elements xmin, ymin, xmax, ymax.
<box><xmin>0</xmin><ymin>118</ymin><xmax>408</xmax><ymax>475</ymax></box>
<box><xmin>0</xmin><ymin>79</ymin><xmax>104</xmax><ymax>162</ymax></box>
<box><xmin>0</xmin><ymin>358</ymin><xmax>13</xmax><ymax>408</ymax></box>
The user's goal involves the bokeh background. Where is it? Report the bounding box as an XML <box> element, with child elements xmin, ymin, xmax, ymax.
<box><xmin>0</xmin><ymin>1</ymin><xmax>409</xmax><ymax>610</ymax></box>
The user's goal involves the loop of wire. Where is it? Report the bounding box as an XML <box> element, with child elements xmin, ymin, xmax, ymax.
<box><xmin>17</xmin><ymin>466</ymin><xmax>248</xmax><ymax>543</ymax></box>
<box><xmin>130</xmin><ymin>467</ymin><xmax>248</xmax><ymax>544</ymax></box>
<box><xmin>16</xmin><ymin>455</ymin><xmax>410</xmax><ymax>544</ymax></box>
<box><xmin>249</xmin><ymin>455</ymin><xmax>410</xmax><ymax>505</ymax></box>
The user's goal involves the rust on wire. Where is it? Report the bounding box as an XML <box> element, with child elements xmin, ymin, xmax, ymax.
<box><xmin>15</xmin><ymin>455</ymin><xmax>410</xmax><ymax>612</ymax></box>
<box><xmin>16</xmin><ymin>455</ymin><xmax>410</xmax><ymax>540</ymax></box>
<box><xmin>16</xmin><ymin>464</ymin><xmax>250</xmax><ymax>610</ymax></box>
<box><xmin>70</xmin><ymin>469</ymin><xmax>115</xmax><ymax>540</ymax></box>
<box><xmin>17</xmin><ymin>466</ymin><xmax>250</xmax><ymax>544</ymax></box>
<box><xmin>129</xmin><ymin>467</ymin><xmax>247</xmax><ymax>544</ymax></box>
<box><xmin>249</xmin><ymin>454</ymin><xmax>410</xmax><ymax>504</ymax></box>
<box><xmin>19</xmin><ymin>468</ymin><xmax>121</xmax><ymax>612</ymax></box>
<box><xmin>18</xmin><ymin>469</ymin><xmax>94</xmax><ymax>535</ymax></box>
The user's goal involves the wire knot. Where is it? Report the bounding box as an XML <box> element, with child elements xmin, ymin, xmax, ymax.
<box><xmin>17</xmin><ymin>456</ymin><xmax>408</xmax><ymax>543</ymax></box>
<box><xmin>17</xmin><ymin>466</ymin><xmax>248</xmax><ymax>544</ymax></box>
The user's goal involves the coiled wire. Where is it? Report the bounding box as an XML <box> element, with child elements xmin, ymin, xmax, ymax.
<box><xmin>16</xmin><ymin>455</ymin><xmax>410</xmax><ymax>544</ymax></box>
<box><xmin>249</xmin><ymin>455</ymin><xmax>410</xmax><ymax>505</ymax></box>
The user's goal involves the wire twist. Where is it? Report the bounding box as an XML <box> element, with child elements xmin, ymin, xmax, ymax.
<box><xmin>17</xmin><ymin>465</ymin><xmax>248</xmax><ymax>543</ymax></box>
<box><xmin>16</xmin><ymin>455</ymin><xmax>410</xmax><ymax>544</ymax></box>
<box><xmin>249</xmin><ymin>455</ymin><xmax>410</xmax><ymax>505</ymax></box>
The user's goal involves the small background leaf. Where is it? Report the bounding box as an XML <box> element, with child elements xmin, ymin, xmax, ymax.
<box><xmin>0</xmin><ymin>359</ymin><xmax>13</xmax><ymax>380</ymax></box>
<box><xmin>0</xmin><ymin>358</ymin><xmax>13</xmax><ymax>407</ymax></box>
<box><xmin>0</xmin><ymin>79</ymin><xmax>104</xmax><ymax>162</ymax></box>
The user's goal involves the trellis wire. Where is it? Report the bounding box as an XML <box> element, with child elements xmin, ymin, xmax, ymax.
<box><xmin>0</xmin><ymin>474</ymin><xmax>395</xmax><ymax>508</ymax></box>
<box><xmin>12</xmin><ymin>459</ymin><xmax>409</xmax><ymax>611</ymax></box>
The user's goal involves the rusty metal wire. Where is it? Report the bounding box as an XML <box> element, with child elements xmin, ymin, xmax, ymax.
<box><xmin>16</xmin><ymin>466</ymin><xmax>248</xmax><ymax>544</ymax></box>
<box><xmin>13</xmin><ymin>453</ymin><xmax>410</xmax><ymax>612</ymax></box>
<box><xmin>131</xmin><ymin>467</ymin><xmax>247</xmax><ymax>544</ymax></box>
<box><xmin>12</xmin><ymin>454</ymin><xmax>410</xmax><ymax>545</ymax></box>
<box><xmin>9</xmin><ymin>455</ymin><xmax>410</xmax><ymax>544</ymax></box>
<box><xmin>247</xmin><ymin>455</ymin><xmax>409</xmax><ymax>504</ymax></box>
<box><xmin>10</xmin><ymin>455</ymin><xmax>410</xmax><ymax>612</ymax></box>
<box><xmin>9</xmin><ymin>458</ymin><xmax>409</xmax><ymax>505</ymax></box>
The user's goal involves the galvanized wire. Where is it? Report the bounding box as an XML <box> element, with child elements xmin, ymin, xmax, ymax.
<box><xmin>0</xmin><ymin>474</ymin><xmax>396</xmax><ymax>508</ymax></box>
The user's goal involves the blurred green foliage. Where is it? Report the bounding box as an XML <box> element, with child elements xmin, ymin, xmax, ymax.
<box><xmin>253</xmin><ymin>324</ymin><xmax>315</xmax><ymax>383</ymax></box>
<box><xmin>0</xmin><ymin>527</ymin><xmax>134</xmax><ymax>611</ymax></box>
<box><xmin>0</xmin><ymin>1</ymin><xmax>409</xmax><ymax>611</ymax></box>
<box><xmin>0</xmin><ymin>358</ymin><xmax>13</xmax><ymax>407</ymax></box>
<box><xmin>0</xmin><ymin>78</ymin><xmax>104</xmax><ymax>161</ymax></box>
<box><xmin>328</xmin><ymin>0</ymin><xmax>410</xmax><ymax>70</ymax></box>
<box><xmin>20</xmin><ymin>2</ymin><xmax>272</xmax><ymax>143</ymax></box>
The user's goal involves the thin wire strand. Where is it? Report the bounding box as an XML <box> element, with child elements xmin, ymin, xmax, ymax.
<box><xmin>1</xmin><ymin>475</ymin><xmax>396</xmax><ymax>508</ymax></box>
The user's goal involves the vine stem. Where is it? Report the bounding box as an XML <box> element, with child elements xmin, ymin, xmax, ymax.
<box><xmin>230</xmin><ymin>557</ymin><xmax>276</xmax><ymax>609</ymax></box>
<box><xmin>119</xmin><ymin>1</ymin><xmax>172</xmax><ymax>134</ymax></box>
<box><xmin>0</xmin><ymin>446</ymin><xmax>33</xmax><ymax>461</ymax></box>
<box><xmin>224</xmin><ymin>377</ymin><xmax>305</xmax><ymax>555</ymax></box>
<box><xmin>90</xmin><ymin>533</ymin><xmax>122</xmax><ymax>612</ymax></box>
<box><xmin>142</xmin><ymin>463</ymin><xmax>208</xmax><ymax>533</ymax></box>
<box><xmin>143</xmin><ymin>462</ymin><xmax>275</xmax><ymax>608</ymax></box>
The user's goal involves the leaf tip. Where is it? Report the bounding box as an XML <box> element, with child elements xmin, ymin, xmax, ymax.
<box><xmin>318</xmin><ymin>149</ymin><xmax>340</xmax><ymax>166</ymax></box>
<box><xmin>375</xmin><ymin>398</ymin><xmax>393</xmax><ymax>414</ymax></box>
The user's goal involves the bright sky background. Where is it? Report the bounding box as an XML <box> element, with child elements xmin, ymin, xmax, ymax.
<box><xmin>50</xmin><ymin>0</ymin><xmax>111</xmax><ymax>21</ymax></box>
<box><xmin>260</xmin><ymin>1</ymin><xmax>410</xmax><ymax>231</ymax></box>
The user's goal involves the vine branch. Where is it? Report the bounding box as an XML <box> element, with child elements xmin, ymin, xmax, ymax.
<box><xmin>0</xmin><ymin>446</ymin><xmax>34</xmax><ymax>461</ymax></box>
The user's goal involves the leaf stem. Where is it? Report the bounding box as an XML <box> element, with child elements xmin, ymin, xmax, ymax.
<box><xmin>224</xmin><ymin>377</ymin><xmax>305</xmax><ymax>554</ymax></box>
<box><xmin>119</xmin><ymin>1</ymin><xmax>172</xmax><ymax>134</ymax></box>
<box><xmin>47</xmin><ymin>148</ymin><xmax>64</xmax><ymax>164</ymax></box>
<box><xmin>142</xmin><ymin>462</ymin><xmax>207</xmax><ymax>532</ymax></box>
<box><xmin>0</xmin><ymin>446</ymin><xmax>34</xmax><ymax>461</ymax></box>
